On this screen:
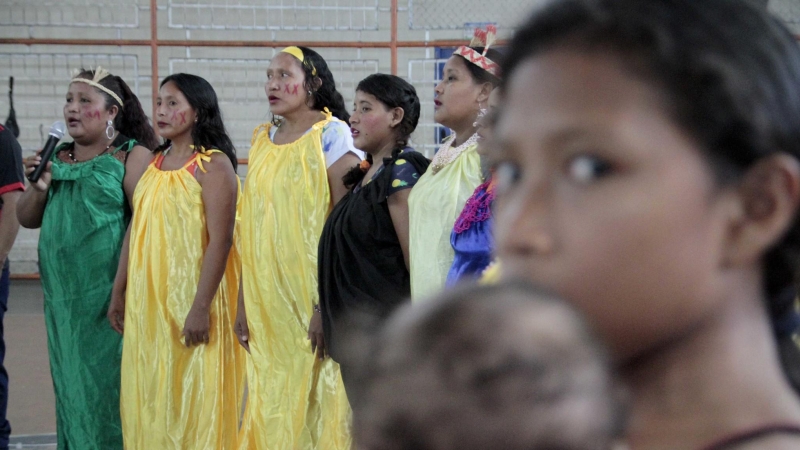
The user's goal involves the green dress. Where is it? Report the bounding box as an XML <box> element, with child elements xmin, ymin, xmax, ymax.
<box><xmin>38</xmin><ymin>136</ymin><xmax>136</xmax><ymax>450</ymax></box>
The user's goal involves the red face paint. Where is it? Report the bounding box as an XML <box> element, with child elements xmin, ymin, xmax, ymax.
<box><xmin>283</xmin><ymin>84</ymin><xmax>301</xmax><ymax>95</ymax></box>
<box><xmin>170</xmin><ymin>110</ymin><xmax>188</xmax><ymax>125</ymax></box>
<box><xmin>85</xmin><ymin>110</ymin><xmax>101</xmax><ymax>120</ymax></box>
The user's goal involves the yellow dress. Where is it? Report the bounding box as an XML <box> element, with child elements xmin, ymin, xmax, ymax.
<box><xmin>408</xmin><ymin>140</ymin><xmax>482</xmax><ymax>300</ymax></box>
<box><xmin>121</xmin><ymin>149</ymin><xmax>243</xmax><ymax>450</ymax></box>
<box><xmin>238</xmin><ymin>113</ymin><xmax>352</xmax><ymax>450</ymax></box>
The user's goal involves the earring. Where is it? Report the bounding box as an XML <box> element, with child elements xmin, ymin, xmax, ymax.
<box><xmin>473</xmin><ymin>107</ymin><xmax>487</xmax><ymax>127</ymax></box>
<box><xmin>307</xmin><ymin>90</ymin><xmax>313</xmax><ymax>97</ymax></box>
<box><xmin>106</xmin><ymin>119</ymin><xmax>115</xmax><ymax>140</ymax></box>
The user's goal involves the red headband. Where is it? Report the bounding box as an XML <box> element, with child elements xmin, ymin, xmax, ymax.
<box><xmin>454</xmin><ymin>25</ymin><xmax>500</xmax><ymax>78</ymax></box>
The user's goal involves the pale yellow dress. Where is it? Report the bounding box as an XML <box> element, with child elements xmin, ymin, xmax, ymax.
<box><xmin>120</xmin><ymin>149</ymin><xmax>243</xmax><ymax>449</ymax></box>
<box><xmin>238</xmin><ymin>112</ymin><xmax>352</xmax><ymax>449</ymax></box>
<box><xmin>408</xmin><ymin>137</ymin><xmax>482</xmax><ymax>300</ymax></box>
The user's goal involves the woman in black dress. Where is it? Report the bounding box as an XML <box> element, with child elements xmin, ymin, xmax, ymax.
<box><xmin>310</xmin><ymin>74</ymin><xmax>429</xmax><ymax>390</ymax></box>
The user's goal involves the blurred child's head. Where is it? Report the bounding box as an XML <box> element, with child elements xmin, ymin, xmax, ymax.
<box><xmin>352</xmin><ymin>281</ymin><xmax>625</xmax><ymax>450</ymax></box>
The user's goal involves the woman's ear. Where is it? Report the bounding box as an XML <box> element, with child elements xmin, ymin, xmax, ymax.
<box><xmin>107</xmin><ymin>104</ymin><xmax>119</xmax><ymax>122</ymax></box>
<box><xmin>722</xmin><ymin>153</ymin><xmax>800</xmax><ymax>267</ymax></box>
<box><xmin>312</xmin><ymin>76</ymin><xmax>323</xmax><ymax>91</ymax></box>
<box><xmin>389</xmin><ymin>107</ymin><xmax>405</xmax><ymax>128</ymax></box>
<box><xmin>476</xmin><ymin>83</ymin><xmax>494</xmax><ymax>105</ymax></box>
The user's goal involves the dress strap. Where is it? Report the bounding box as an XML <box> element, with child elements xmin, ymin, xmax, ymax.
<box><xmin>252</xmin><ymin>123</ymin><xmax>272</xmax><ymax>146</ymax></box>
<box><xmin>700</xmin><ymin>424</ymin><xmax>800</xmax><ymax>450</ymax></box>
<box><xmin>111</xmin><ymin>138</ymin><xmax>136</xmax><ymax>155</ymax></box>
<box><xmin>153</xmin><ymin>152</ymin><xmax>166</xmax><ymax>169</ymax></box>
<box><xmin>185</xmin><ymin>146</ymin><xmax>222</xmax><ymax>174</ymax></box>
<box><xmin>311</xmin><ymin>107</ymin><xmax>335</xmax><ymax>132</ymax></box>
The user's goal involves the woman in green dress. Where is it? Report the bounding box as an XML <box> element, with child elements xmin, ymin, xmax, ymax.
<box><xmin>17</xmin><ymin>68</ymin><xmax>157</xmax><ymax>450</ymax></box>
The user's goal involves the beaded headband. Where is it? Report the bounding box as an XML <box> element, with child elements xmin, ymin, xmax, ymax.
<box><xmin>453</xmin><ymin>25</ymin><xmax>500</xmax><ymax>78</ymax></box>
<box><xmin>280</xmin><ymin>46</ymin><xmax>317</xmax><ymax>76</ymax></box>
<box><xmin>70</xmin><ymin>66</ymin><xmax>124</xmax><ymax>109</ymax></box>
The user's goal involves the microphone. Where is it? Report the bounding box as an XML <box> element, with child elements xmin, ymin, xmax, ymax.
<box><xmin>28</xmin><ymin>121</ymin><xmax>66</xmax><ymax>183</ymax></box>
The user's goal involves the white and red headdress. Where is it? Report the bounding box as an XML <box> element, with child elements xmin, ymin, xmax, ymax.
<box><xmin>453</xmin><ymin>25</ymin><xmax>500</xmax><ymax>78</ymax></box>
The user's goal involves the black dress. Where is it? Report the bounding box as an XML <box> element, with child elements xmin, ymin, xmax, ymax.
<box><xmin>318</xmin><ymin>148</ymin><xmax>430</xmax><ymax>367</ymax></box>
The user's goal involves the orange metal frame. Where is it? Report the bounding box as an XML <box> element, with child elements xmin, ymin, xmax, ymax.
<box><xmin>0</xmin><ymin>0</ymin><xmax>474</xmax><ymax>122</ymax></box>
<box><xmin>1</xmin><ymin>3</ymin><xmax>498</xmax><ymax>186</ymax></box>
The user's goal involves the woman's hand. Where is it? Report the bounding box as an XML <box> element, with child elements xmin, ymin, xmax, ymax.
<box><xmin>107</xmin><ymin>289</ymin><xmax>126</xmax><ymax>335</ymax></box>
<box><xmin>308</xmin><ymin>308</ymin><xmax>326</xmax><ymax>360</ymax></box>
<box><xmin>23</xmin><ymin>151</ymin><xmax>52</xmax><ymax>192</ymax></box>
<box><xmin>182</xmin><ymin>304</ymin><xmax>211</xmax><ymax>347</ymax></box>
<box><xmin>234</xmin><ymin>303</ymin><xmax>251</xmax><ymax>353</ymax></box>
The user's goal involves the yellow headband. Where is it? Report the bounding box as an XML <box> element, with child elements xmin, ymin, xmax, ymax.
<box><xmin>70</xmin><ymin>66</ymin><xmax>124</xmax><ymax>109</ymax></box>
<box><xmin>280</xmin><ymin>46</ymin><xmax>317</xmax><ymax>76</ymax></box>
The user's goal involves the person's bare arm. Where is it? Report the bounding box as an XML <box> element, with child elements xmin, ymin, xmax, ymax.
<box><xmin>0</xmin><ymin>190</ymin><xmax>22</xmax><ymax>267</ymax></box>
<box><xmin>388</xmin><ymin>188</ymin><xmax>413</xmax><ymax>270</ymax></box>
<box><xmin>121</xmin><ymin>146</ymin><xmax>153</xmax><ymax>204</ymax></box>
<box><xmin>108</xmin><ymin>145</ymin><xmax>154</xmax><ymax>334</ymax></box>
<box><xmin>17</xmin><ymin>152</ymin><xmax>50</xmax><ymax>229</ymax></box>
<box><xmin>327</xmin><ymin>152</ymin><xmax>361</xmax><ymax>206</ymax></box>
<box><xmin>182</xmin><ymin>153</ymin><xmax>238</xmax><ymax>347</ymax></box>
<box><xmin>234</xmin><ymin>277</ymin><xmax>250</xmax><ymax>352</ymax></box>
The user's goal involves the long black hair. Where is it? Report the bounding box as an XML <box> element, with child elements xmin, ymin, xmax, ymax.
<box><xmin>342</xmin><ymin>74</ymin><xmax>421</xmax><ymax>189</ymax></box>
<box><xmin>74</xmin><ymin>69</ymin><xmax>159</xmax><ymax>150</ymax></box>
<box><xmin>156</xmin><ymin>73</ymin><xmax>237</xmax><ymax>170</ymax></box>
<box><xmin>294</xmin><ymin>46</ymin><xmax>350</xmax><ymax>123</ymax></box>
<box><xmin>501</xmin><ymin>0</ymin><xmax>800</xmax><ymax>392</ymax></box>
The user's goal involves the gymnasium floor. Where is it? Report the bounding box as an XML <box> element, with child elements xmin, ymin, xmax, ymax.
<box><xmin>6</xmin><ymin>279</ymin><xmax>57</xmax><ymax>449</ymax></box>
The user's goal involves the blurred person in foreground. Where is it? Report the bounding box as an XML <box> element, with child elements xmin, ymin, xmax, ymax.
<box><xmin>350</xmin><ymin>281</ymin><xmax>626</xmax><ymax>450</ymax></box>
<box><xmin>493</xmin><ymin>0</ymin><xmax>800</xmax><ymax>448</ymax></box>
